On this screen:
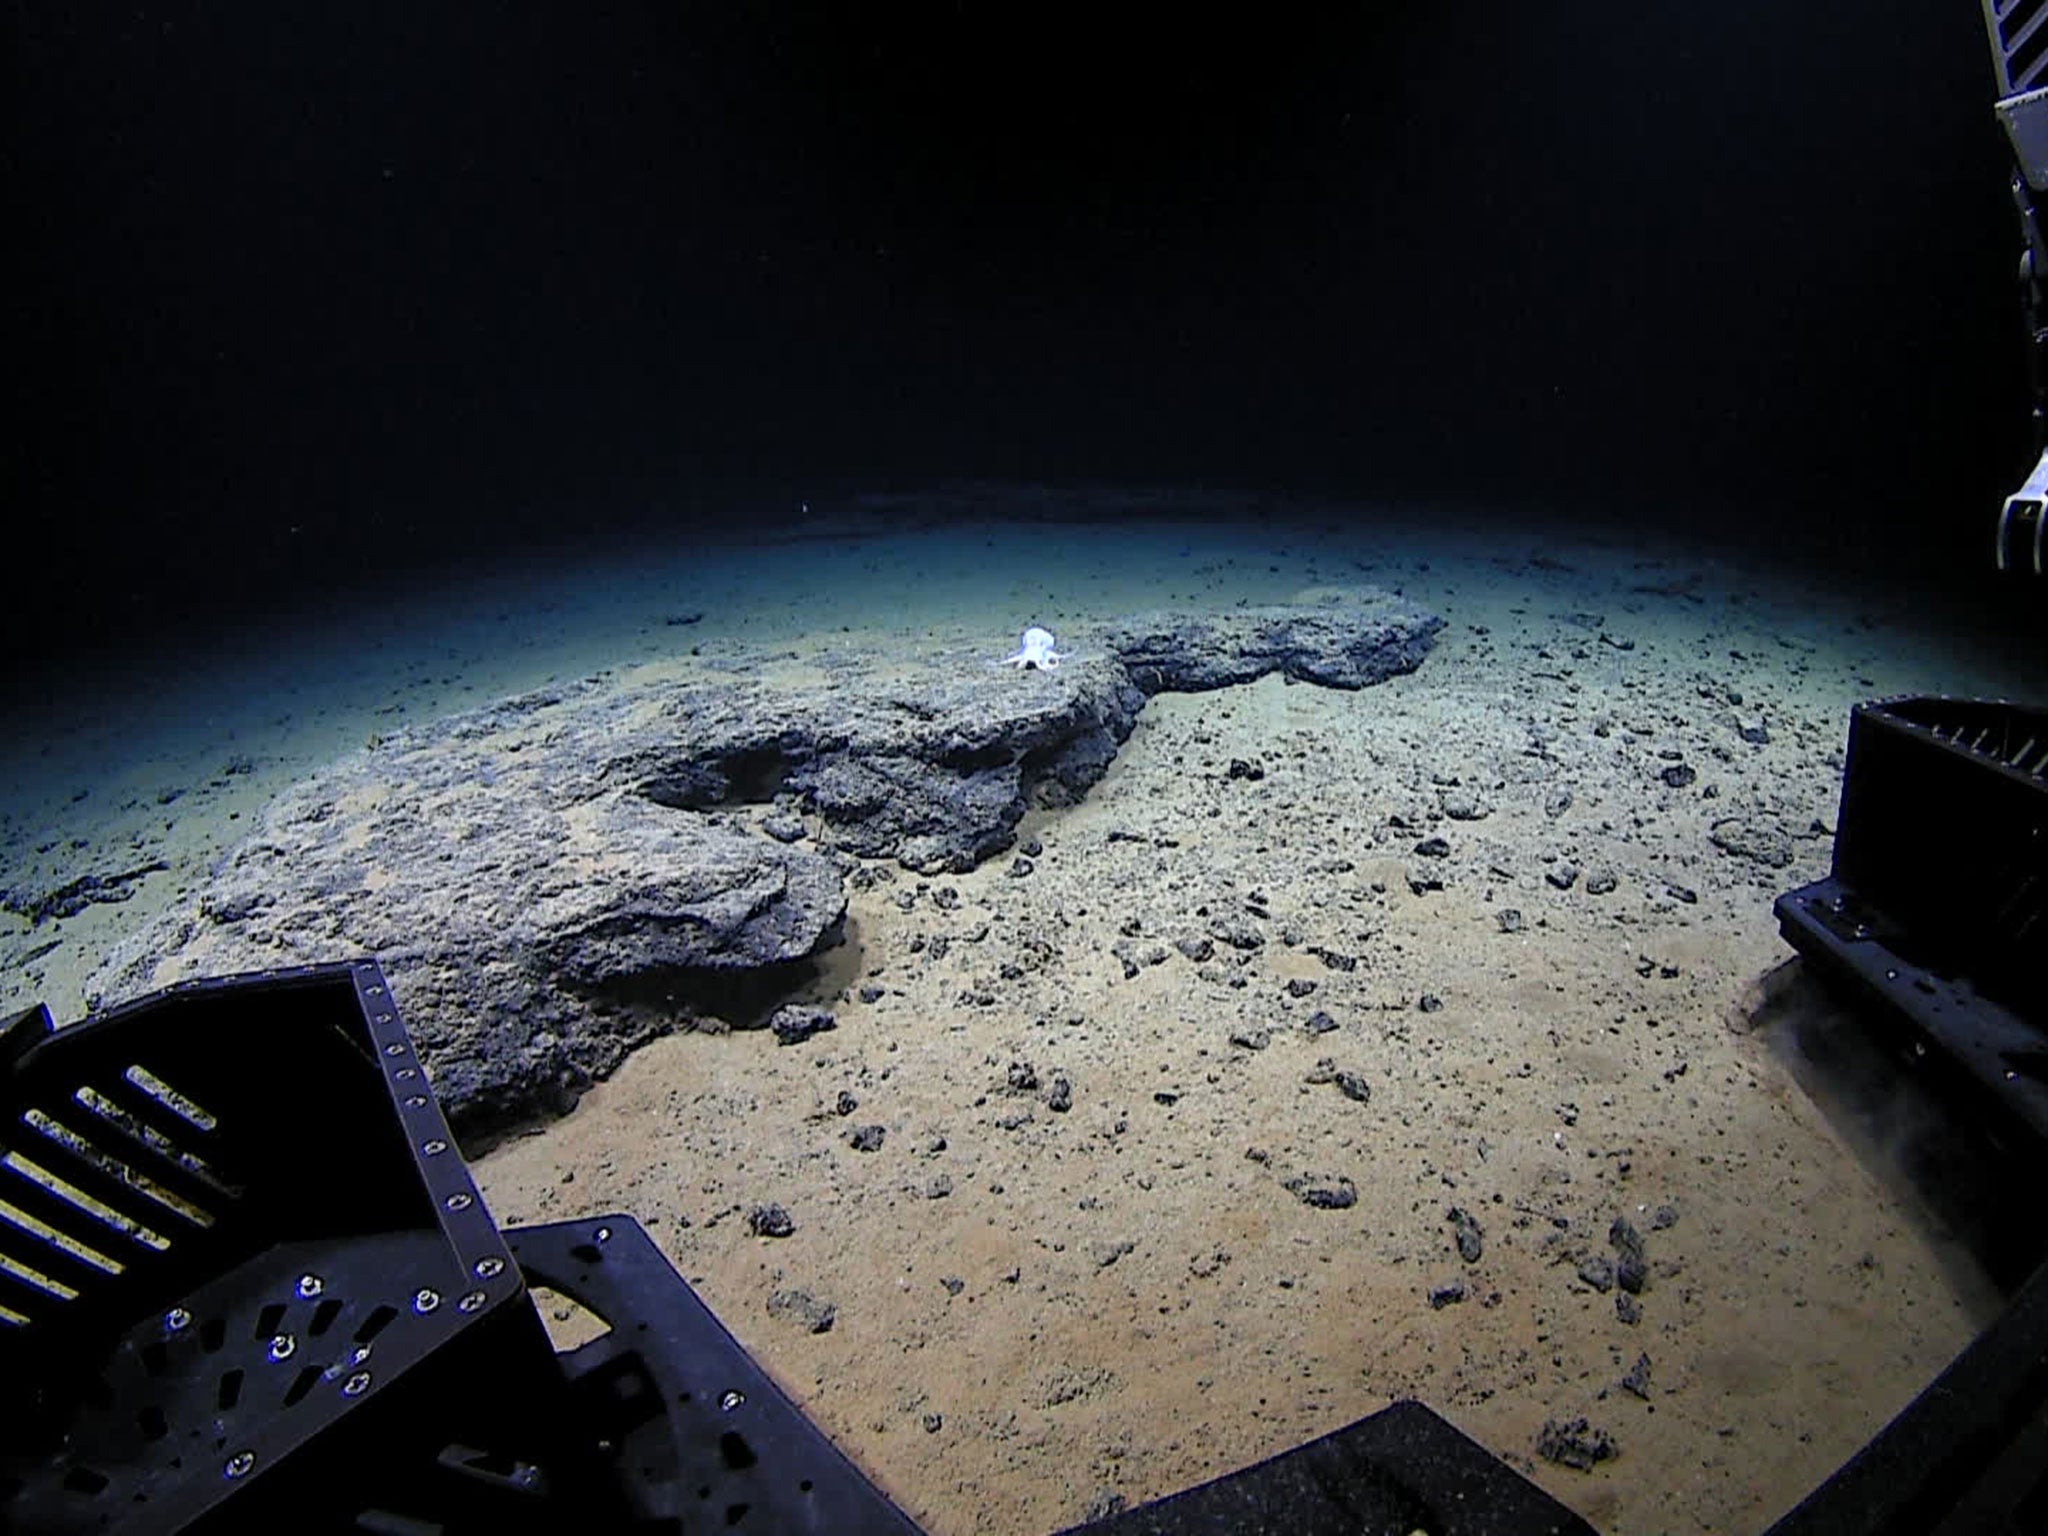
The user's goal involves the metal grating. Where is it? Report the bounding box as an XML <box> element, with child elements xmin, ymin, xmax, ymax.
<box><xmin>1988</xmin><ymin>0</ymin><xmax>2048</xmax><ymax>95</ymax></box>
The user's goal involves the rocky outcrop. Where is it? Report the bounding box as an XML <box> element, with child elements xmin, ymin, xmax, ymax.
<box><xmin>1104</xmin><ymin>590</ymin><xmax>1443</xmax><ymax>693</ymax></box>
<box><xmin>84</xmin><ymin>589</ymin><xmax>1441</xmax><ymax>1142</ymax></box>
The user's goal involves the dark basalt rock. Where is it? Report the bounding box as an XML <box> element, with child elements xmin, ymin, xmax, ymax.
<box><xmin>1103</xmin><ymin>590</ymin><xmax>1444</xmax><ymax>693</ymax></box>
<box><xmin>83</xmin><ymin>590</ymin><xmax>1441</xmax><ymax>1142</ymax></box>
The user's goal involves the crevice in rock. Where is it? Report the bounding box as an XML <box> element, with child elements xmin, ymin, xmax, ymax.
<box><xmin>573</xmin><ymin>946</ymin><xmax>838</xmax><ymax>1033</ymax></box>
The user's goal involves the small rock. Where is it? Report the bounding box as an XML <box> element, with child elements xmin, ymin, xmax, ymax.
<box><xmin>940</xmin><ymin>1276</ymin><xmax>964</xmax><ymax>1296</ymax></box>
<box><xmin>835</xmin><ymin>1090</ymin><xmax>860</xmax><ymax>1115</ymax></box>
<box><xmin>1545</xmin><ymin>862</ymin><xmax>1579</xmax><ymax>891</ymax></box>
<box><xmin>1417</xmin><ymin>993</ymin><xmax>1443</xmax><ymax>1013</ymax></box>
<box><xmin>1305</xmin><ymin>1056</ymin><xmax>1372</xmax><ymax>1103</ymax></box>
<box><xmin>1286</xmin><ymin>977</ymin><xmax>1318</xmax><ymax>998</ymax></box>
<box><xmin>1536</xmin><ymin>1417</ymin><xmax>1617</xmax><ymax>1471</ymax></box>
<box><xmin>1284</xmin><ymin>1173</ymin><xmax>1357</xmax><ymax>1209</ymax></box>
<box><xmin>1210</xmin><ymin>917</ymin><xmax>1264</xmax><ymax>951</ymax></box>
<box><xmin>1577</xmin><ymin>1254</ymin><xmax>1614</xmax><ymax>1292</ymax></box>
<box><xmin>1414</xmin><ymin>836</ymin><xmax>1452</xmax><ymax>859</ymax></box>
<box><xmin>1495</xmin><ymin>908</ymin><xmax>1524</xmax><ymax>934</ymax></box>
<box><xmin>1304</xmin><ymin>1009</ymin><xmax>1339</xmax><ymax>1035</ymax></box>
<box><xmin>1609</xmin><ymin>1216</ymin><xmax>1649</xmax><ymax>1295</ymax></box>
<box><xmin>1616</xmin><ymin>1292</ymin><xmax>1641</xmax><ymax>1325</ymax></box>
<box><xmin>1007</xmin><ymin>1061</ymin><xmax>1040</xmax><ymax>1092</ymax></box>
<box><xmin>1176</xmin><ymin>935</ymin><xmax>1216</xmax><ymax>962</ymax></box>
<box><xmin>1660</xmin><ymin>763</ymin><xmax>1697</xmax><ymax>789</ymax></box>
<box><xmin>1708</xmin><ymin>818</ymin><xmax>1794</xmax><ymax>868</ymax></box>
<box><xmin>1620</xmin><ymin>1353</ymin><xmax>1652</xmax><ymax>1400</ymax></box>
<box><xmin>1429</xmin><ymin>1279</ymin><xmax>1468</xmax><ymax>1309</ymax></box>
<box><xmin>848</xmin><ymin>1124</ymin><xmax>886</xmax><ymax>1152</ymax></box>
<box><xmin>1045</xmin><ymin>1075</ymin><xmax>1073</xmax><ymax>1113</ymax></box>
<box><xmin>747</xmin><ymin>1204</ymin><xmax>795</xmax><ymax>1239</ymax></box>
<box><xmin>766</xmin><ymin>1288</ymin><xmax>835</xmax><ymax>1333</ymax></box>
<box><xmin>1229</xmin><ymin>1026</ymin><xmax>1272</xmax><ymax>1051</ymax></box>
<box><xmin>1585</xmin><ymin>870</ymin><xmax>1619</xmax><ymax>896</ymax></box>
<box><xmin>1448</xmin><ymin>1207</ymin><xmax>1484</xmax><ymax>1263</ymax></box>
<box><xmin>1008</xmin><ymin>856</ymin><xmax>1035</xmax><ymax>877</ymax></box>
<box><xmin>761</xmin><ymin>811</ymin><xmax>806</xmax><ymax>843</ymax></box>
<box><xmin>769</xmin><ymin>1005</ymin><xmax>836</xmax><ymax>1047</ymax></box>
<box><xmin>1091</xmin><ymin>1239</ymin><xmax>1137</xmax><ymax>1268</ymax></box>
<box><xmin>1084</xmin><ymin>1492</ymin><xmax>1127</xmax><ymax>1522</ymax></box>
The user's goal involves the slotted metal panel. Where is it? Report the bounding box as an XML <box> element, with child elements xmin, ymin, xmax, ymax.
<box><xmin>1986</xmin><ymin>0</ymin><xmax>2048</xmax><ymax>95</ymax></box>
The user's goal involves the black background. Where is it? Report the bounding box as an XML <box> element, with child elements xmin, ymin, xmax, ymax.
<box><xmin>10</xmin><ymin>1</ymin><xmax>2037</xmax><ymax>653</ymax></box>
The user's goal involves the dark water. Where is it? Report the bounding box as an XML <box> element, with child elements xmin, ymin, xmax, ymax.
<box><xmin>13</xmin><ymin>0</ymin><xmax>2039</xmax><ymax>682</ymax></box>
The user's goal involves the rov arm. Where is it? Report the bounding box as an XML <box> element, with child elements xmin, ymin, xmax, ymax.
<box><xmin>1982</xmin><ymin>1</ymin><xmax>2048</xmax><ymax>570</ymax></box>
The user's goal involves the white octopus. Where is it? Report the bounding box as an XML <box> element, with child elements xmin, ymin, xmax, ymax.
<box><xmin>1000</xmin><ymin>625</ymin><xmax>1065</xmax><ymax>670</ymax></box>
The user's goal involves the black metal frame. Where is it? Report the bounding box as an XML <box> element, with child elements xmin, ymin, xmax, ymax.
<box><xmin>0</xmin><ymin>962</ymin><xmax>1594</xmax><ymax>1535</ymax></box>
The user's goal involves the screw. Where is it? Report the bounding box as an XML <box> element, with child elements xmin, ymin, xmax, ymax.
<box><xmin>296</xmin><ymin>1274</ymin><xmax>324</xmax><ymax>1299</ymax></box>
<box><xmin>594</xmin><ymin>1225</ymin><xmax>612</xmax><ymax>1243</ymax></box>
<box><xmin>414</xmin><ymin>1288</ymin><xmax>441</xmax><ymax>1314</ymax></box>
<box><xmin>383</xmin><ymin>1043</ymin><xmax>405</xmax><ymax>1057</ymax></box>
<box><xmin>474</xmin><ymin>1256</ymin><xmax>505</xmax><ymax>1279</ymax></box>
<box><xmin>422</xmin><ymin>1138</ymin><xmax>447</xmax><ymax>1155</ymax></box>
<box><xmin>224</xmin><ymin>1451</ymin><xmax>255</xmax><ymax>1479</ymax></box>
<box><xmin>342</xmin><ymin>1371</ymin><xmax>372</xmax><ymax>1397</ymax></box>
<box><xmin>446</xmin><ymin>1192</ymin><xmax>473</xmax><ymax>1211</ymax></box>
<box><xmin>405</xmin><ymin>1095</ymin><xmax>429</xmax><ymax>1109</ymax></box>
<box><xmin>720</xmin><ymin>1390</ymin><xmax>746</xmax><ymax>1412</ymax></box>
<box><xmin>164</xmin><ymin>1307</ymin><xmax>192</xmax><ymax>1333</ymax></box>
<box><xmin>457</xmin><ymin>1289</ymin><xmax>487</xmax><ymax>1314</ymax></box>
<box><xmin>268</xmin><ymin>1333</ymin><xmax>296</xmax><ymax>1362</ymax></box>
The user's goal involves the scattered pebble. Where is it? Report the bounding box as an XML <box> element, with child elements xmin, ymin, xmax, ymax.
<box><xmin>1610</xmin><ymin>1216</ymin><xmax>1649</xmax><ymax>1295</ymax></box>
<box><xmin>1620</xmin><ymin>1353</ymin><xmax>1652</xmax><ymax>1400</ymax></box>
<box><xmin>1537</xmin><ymin>1417</ymin><xmax>1618</xmax><ymax>1471</ymax></box>
<box><xmin>766</xmin><ymin>1287</ymin><xmax>835</xmax><ymax>1333</ymax></box>
<box><xmin>1448</xmin><ymin>1207</ymin><xmax>1485</xmax><ymax>1263</ymax></box>
<box><xmin>769</xmin><ymin>1005</ymin><xmax>836</xmax><ymax>1047</ymax></box>
<box><xmin>1284</xmin><ymin>1173</ymin><xmax>1357</xmax><ymax>1210</ymax></box>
